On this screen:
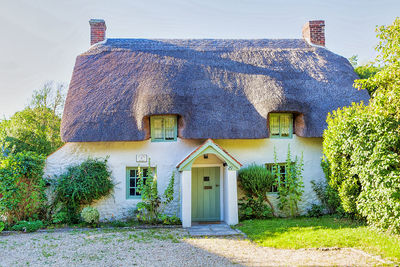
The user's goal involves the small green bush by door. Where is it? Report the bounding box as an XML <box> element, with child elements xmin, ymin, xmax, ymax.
<box><xmin>238</xmin><ymin>196</ymin><xmax>273</xmax><ymax>220</ymax></box>
<box><xmin>11</xmin><ymin>220</ymin><xmax>44</xmax><ymax>233</ymax></box>
<box><xmin>238</xmin><ymin>164</ymin><xmax>275</xmax><ymax>217</ymax></box>
<box><xmin>81</xmin><ymin>206</ymin><xmax>100</xmax><ymax>226</ymax></box>
<box><xmin>53</xmin><ymin>158</ymin><xmax>113</xmax><ymax>223</ymax></box>
<box><xmin>0</xmin><ymin>151</ymin><xmax>46</xmax><ymax>224</ymax></box>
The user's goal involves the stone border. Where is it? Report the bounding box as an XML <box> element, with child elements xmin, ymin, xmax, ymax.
<box><xmin>0</xmin><ymin>224</ymin><xmax>182</xmax><ymax>235</ymax></box>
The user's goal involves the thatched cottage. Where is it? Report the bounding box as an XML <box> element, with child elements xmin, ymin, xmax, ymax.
<box><xmin>44</xmin><ymin>19</ymin><xmax>369</xmax><ymax>227</ymax></box>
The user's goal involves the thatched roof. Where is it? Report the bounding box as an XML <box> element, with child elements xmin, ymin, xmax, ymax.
<box><xmin>61</xmin><ymin>38</ymin><xmax>369</xmax><ymax>142</ymax></box>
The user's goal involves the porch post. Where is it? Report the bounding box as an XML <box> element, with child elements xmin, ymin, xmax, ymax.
<box><xmin>181</xmin><ymin>170</ymin><xmax>192</xmax><ymax>228</ymax></box>
<box><xmin>225</xmin><ymin>169</ymin><xmax>239</xmax><ymax>225</ymax></box>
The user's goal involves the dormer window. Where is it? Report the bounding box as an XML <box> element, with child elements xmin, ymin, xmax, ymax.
<box><xmin>150</xmin><ymin>115</ymin><xmax>178</xmax><ymax>142</ymax></box>
<box><xmin>269</xmin><ymin>113</ymin><xmax>293</xmax><ymax>138</ymax></box>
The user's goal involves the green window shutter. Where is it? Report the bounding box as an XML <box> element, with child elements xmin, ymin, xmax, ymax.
<box><xmin>151</xmin><ymin>117</ymin><xmax>164</xmax><ymax>141</ymax></box>
<box><xmin>269</xmin><ymin>113</ymin><xmax>293</xmax><ymax>138</ymax></box>
<box><xmin>164</xmin><ymin>116</ymin><xmax>177</xmax><ymax>140</ymax></box>
<box><xmin>270</xmin><ymin>114</ymin><xmax>280</xmax><ymax>136</ymax></box>
<box><xmin>280</xmin><ymin>114</ymin><xmax>292</xmax><ymax>137</ymax></box>
<box><xmin>126</xmin><ymin>167</ymin><xmax>150</xmax><ymax>199</ymax></box>
<box><xmin>151</xmin><ymin>115</ymin><xmax>177</xmax><ymax>142</ymax></box>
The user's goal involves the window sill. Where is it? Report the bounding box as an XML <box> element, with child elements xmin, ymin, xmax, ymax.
<box><xmin>126</xmin><ymin>196</ymin><xmax>142</xmax><ymax>200</ymax></box>
<box><xmin>151</xmin><ymin>139</ymin><xmax>177</xmax><ymax>142</ymax></box>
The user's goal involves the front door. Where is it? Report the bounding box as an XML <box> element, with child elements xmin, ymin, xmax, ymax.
<box><xmin>191</xmin><ymin>167</ymin><xmax>221</xmax><ymax>221</ymax></box>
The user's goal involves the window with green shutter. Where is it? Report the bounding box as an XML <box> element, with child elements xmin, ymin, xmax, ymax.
<box><xmin>126</xmin><ymin>167</ymin><xmax>149</xmax><ymax>199</ymax></box>
<box><xmin>150</xmin><ymin>115</ymin><xmax>177</xmax><ymax>142</ymax></box>
<box><xmin>269</xmin><ymin>113</ymin><xmax>293</xmax><ymax>138</ymax></box>
<box><xmin>265</xmin><ymin>163</ymin><xmax>287</xmax><ymax>192</ymax></box>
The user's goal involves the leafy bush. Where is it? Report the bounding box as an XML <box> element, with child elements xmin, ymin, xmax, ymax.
<box><xmin>157</xmin><ymin>214</ymin><xmax>181</xmax><ymax>225</ymax></box>
<box><xmin>325</xmin><ymin>87</ymin><xmax>400</xmax><ymax>232</ymax></box>
<box><xmin>81</xmin><ymin>207</ymin><xmax>100</xmax><ymax>226</ymax></box>
<box><xmin>274</xmin><ymin>146</ymin><xmax>304</xmax><ymax>217</ymax></box>
<box><xmin>51</xmin><ymin>210</ymin><xmax>69</xmax><ymax>224</ymax></box>
<box><xmin>238</xmin><ymin>196</ymin><xmax>273</xmax><ymax>220</ymax></box>
<box><xmin>135</xmin><ymin>165</ymin><xmax>176</xmax><ymax>224</ymax></box>
<box><xmin>310</xmin><ymin>159</ymin><xmax>342</xmax><ymax>215</ymax></box>
<box><xmin>311</xmin><ymin>180</ymin><xmax>343</xmax><ymax>215</ymax></box>
<box><xmin>53</xmin><ymin>158</ymin><xmax>113</xmax><ymax>223</ymax></box>
<box><xmin>307</xmin><ymin>204</ymin><xmax>325</xmax><ymax>217</ymax></box>
<box><xmin>238</xmin><ymin>164</ymin><xmax>275</xmax><ymax>215</ymax></box>
<box><xmin>0</xmin><ymin>221</ymin><xmax>4</xmax><ymax>233</ymax></box>
<box><xmin>11</xmin><ymin>220</ymin><xmax>44</xmax><ymax>233</ymax></box>
<box><xmin>0</xmin><ymin>152</ymin><xmax>46</xmax><ymax>224</ymax></box>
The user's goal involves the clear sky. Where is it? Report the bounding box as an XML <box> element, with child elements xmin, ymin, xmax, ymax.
<box><xmin>0</xmin><ymin>0</ymin><xmax>398</xmax><ymax>118</ymax></box>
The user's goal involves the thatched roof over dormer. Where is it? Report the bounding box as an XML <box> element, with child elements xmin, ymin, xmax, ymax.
<box><xmin>61</xmin><ymin>38</ymin><xmax>369</xmax><ymax>142</ymax></box>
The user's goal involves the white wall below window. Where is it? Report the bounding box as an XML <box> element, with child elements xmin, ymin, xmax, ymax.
<box><xmin>44</xmin><ymin>135</ymin><xmax>324</xmax><ymax>221</ymax></box>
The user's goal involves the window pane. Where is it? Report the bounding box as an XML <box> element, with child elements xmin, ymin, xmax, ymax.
<box><xmin>270</xmin><ymin>115</ymin><xmax>280</xmax><ymax>136</ymax></box>
<box><xmin>130</xmin><ymin>169</ymin><xmax>137</xmax><ymax>177</ymax></box>
<box><xmin>280</xmin><ymin>115</ymin><xmax>291</xmax><ymax>136</ymax></box>
<box><xmin>130</xmin><ymin>188</ymin><xmax>136</xmax><ymax>196</ymax></box>
<box><xmin>164</xmin><ymin>117</ymin><xmax>176</xmax><ymax>140</ymax></box>
<box><xmin>152</xmin><ymin>118</ymin><xmax>164</xmax><ymax>139</ymax></box>
<box><xmin>130</xmin><ymin>178</ymin><xmax>135</xmax><ymax>188</ymax></box>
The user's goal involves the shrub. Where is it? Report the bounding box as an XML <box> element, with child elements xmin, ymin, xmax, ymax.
<box><xmin>274</xmin><ymin>146</ymin><xmax>304</xmax><ymax>217</ymax></box>
<box><xmin>157</xmin><ymin>214</ymin><xmax>181</xmax><ymax>225</ymax></box>
<box><xmin>135</xmin><ymin>165</ymin><xmax>176</xmax><ymax>224</ymax></box>
<box><xmin>51</xmin><ymin>210</ymin><xmax>69</xmax><ymax>224</ymax></box>
<box><xmin>238</xmin><ymin>164</ymin><xmax>275</xmax><ymax>216</ymax></box>
<box><xmin>11</xmin><ymin>220</ymin><xmax>44</xmax><ymax>233</ymax></box>
<box><xmin>238</xmin><ymin>196</ymin><xmax>273</xmax><ymax>221</ymax></box>
<box><xmin>310</xmin><ymin>159</ymin><xmax>342</xmax><ymax>215</ymax></box>
<box><xmin>0</xmin><ymin>152</ymin><xmax>46</xmax><ymax>224</ymax></box>
<box><xmin>323</xmin><ymin>85</ymin><xmax>400</xmax><ymax>232</ymax></box>
<box><xmin>81</xmin><ymin>207</ymin><xmax>100</xmax><ymax>226</ymax></box>
<box><xmin>307</xmin><ymin>204</ymin><xmax>325</xmax><ymax>217</ymax></box>
<box><xmin>53</xmin><ymin>158</ymin><xmax>113</xmax><ymax>223</ymax></box>
<box><xmin>0</xmin><ymin>221</ymin><xmax>4</xmax><ymax>233</ymax></box>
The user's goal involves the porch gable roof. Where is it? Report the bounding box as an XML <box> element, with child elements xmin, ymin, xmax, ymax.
<box><xmin>177</xmin><ymin>139</ymin><xmax>242</xmax><ymax>171</ymax></box>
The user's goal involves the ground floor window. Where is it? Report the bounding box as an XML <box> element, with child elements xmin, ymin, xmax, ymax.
<box><xmin>126</xmin><ymin>168</ymin><xmax>148</xmax><ymax>198</ymax></box>
<box><xmin>265</xmin><ymin>163</ymin><xmax>287</xmax><ymax>192</ymax></box>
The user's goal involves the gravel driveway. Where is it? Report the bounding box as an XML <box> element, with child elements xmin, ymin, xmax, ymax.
<box><xmin>0</xmin><ymin>228</ymin><xmax>387</xmax><ymax>266</ymax></box>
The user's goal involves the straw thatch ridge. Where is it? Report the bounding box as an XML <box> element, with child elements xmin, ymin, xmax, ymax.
<box><xmin>61</xmin><ymin>38</ymin><xmax>369</xmax><ymax>142</ymax></box>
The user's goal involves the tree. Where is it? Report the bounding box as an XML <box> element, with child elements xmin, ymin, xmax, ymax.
<box><xmin>0</xmin><ymin>81</ymin><xmax>66</xmax><ymax>156</ymax></box>
<box><xmin>324</xmin><ymin>17</ymin><xmax>400</xmax><ymax>233</ymax></box>
<box><xmin>354</xmin><ymin>18</ymin><xmax>400</xmax><ymax>95</ymax></box>
<box><xmin>348</xmin><ymin>55</ymin><xmax>381</xmax><ymax>95</ymax></box>
<box><xmin>30</xmin><ymin>81</ymin><xmax>66</xmax><ymax>117</ymax></box>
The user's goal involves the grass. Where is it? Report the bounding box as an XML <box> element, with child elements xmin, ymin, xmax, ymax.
<box><xmin>237</xmin><ymin>216</ymin><xmax>400</xmax><ymax>263</ymax></box>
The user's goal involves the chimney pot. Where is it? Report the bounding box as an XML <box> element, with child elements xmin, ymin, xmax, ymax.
<box><xmin>302</xmin><ymin>20</ymin><xmax>325</xmax><ymax>47</ymax></box>
<box><xmin>89</xmin><ymin>19</ymin><xmax>106</xmax><ymax>46</ymax></box>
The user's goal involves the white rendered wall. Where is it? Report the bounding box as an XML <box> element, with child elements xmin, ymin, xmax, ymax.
<box><xmin>44</xmin><ymin>135</ymin><xmax>324</xmax><ymax>221</ymax></box>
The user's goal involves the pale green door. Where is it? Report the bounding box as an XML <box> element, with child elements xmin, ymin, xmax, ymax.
<box><xmin>192</xmin><ymin>167</ymin><xmax>221</xmax><ymax>221</ymax></box>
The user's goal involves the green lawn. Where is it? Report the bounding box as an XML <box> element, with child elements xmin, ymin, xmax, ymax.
<box><xmin>237</xmin><ymin>216</ymin><xmax>400</xmax><ymax>263</ymax></box>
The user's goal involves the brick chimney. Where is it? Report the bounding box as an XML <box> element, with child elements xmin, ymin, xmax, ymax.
<box><xmin>302</xmin><ymin>20</ymin><xmax>325</xmax><ymax>47</ymax></box>
<box><xmin>89</xmin><ymin>19</ymin><xmax>106</xmax><ymax>45</ymax></box>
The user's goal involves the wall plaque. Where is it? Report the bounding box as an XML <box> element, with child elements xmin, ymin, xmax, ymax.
<box><xmin>136</xmin><ymin>154</ymin><xmax>148</xmax><ymax>163</ymax></box>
